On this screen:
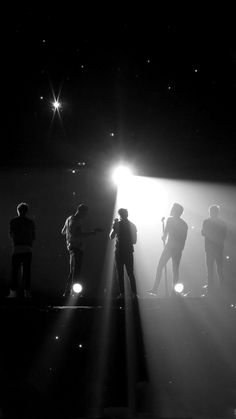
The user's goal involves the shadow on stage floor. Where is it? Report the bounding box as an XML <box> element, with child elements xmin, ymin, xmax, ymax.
<box><xmin>0</xmin><ymin>295</ymin><xmax>236</xmax><ymax>418</ymax></box>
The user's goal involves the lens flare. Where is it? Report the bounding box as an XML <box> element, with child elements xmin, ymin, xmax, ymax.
<box><xmin>174</xmin><ymin>283</ymin><xmax>184</xmax><ymax>293</ymax></box>
<box><xmin>72</xmin><ymin>283</ymin><xmax>83</xmax><ymax>294</ymax></box>
<box><xmin>112</xmin><ymin>165</ymin><xmax>133</xmax><ymax>185</ymax></box>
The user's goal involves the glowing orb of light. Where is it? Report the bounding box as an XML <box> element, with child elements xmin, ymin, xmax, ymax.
<box><xmin>72</xmin><ymin>283</ymin><xmax>83</xmax><ymax>294</ymax></box>
<box><xmin>53</xmin><ymin>100</ymin><xmax>61</xmax><ymax>110</ymax></box>
<box><xmin>174</xmin><ymin>283</ymin><xmax>184</xmax><ymax>293</ymax></box>
<box><xmin>112</xmin><ymin>165</ymin><xmax>133</xmax><ymax>185</ymax></box>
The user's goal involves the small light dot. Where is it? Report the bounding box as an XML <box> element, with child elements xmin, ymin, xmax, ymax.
<box><xmin>146</xmin><ymin>59</ymin><xmax>151</xmax><ymax>64</ymax></box>
<box><xmin>226</xmin><ymin>255</ymin><xmax>230</xmax><ymax>260</ymax></box>
<box><xmin>72</xmin><ymin>170</ymin><xmax>76</xmax><ymax>174</ymax></box>
<box><xmin>40</xmin><ymin>96</ymin><xmax>43</xmax><ymax>100</ymax></box>
<box><xmin>55</xmin><ymin>336</ymin><xmax>59</xmax><ymax>340</ymax></box>
<box><xmin>191</xmin><ymin>226</ymin><xmax>195</xmax><ymax>229</ymax></box>
<box><xmin>110</xmin><ymin>132</ymin><xmax>115</xmax><ymax>137</ymax></box>
<box><xmin>194</xmin><ymin>68</ymin><xmax>198</xmax><ymax>73</ymax></box>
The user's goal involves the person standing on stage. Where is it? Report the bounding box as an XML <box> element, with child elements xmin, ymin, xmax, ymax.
<box><xmin>147</xmin><ymin>202</ymin><xmax>188</xmax><ymax>296</ymax></box>
<box><xmin>61</xmin><ymin>203</ymin><xmax>101</xmax><ymax>297</ymax></box>
<box><xmin>9</xmin><ymin>202</ymin><xmax>36</xmax><ymax>298</ymax></box>
<box><xmin>201</xmin><ymin>204</ymin><xmax>227</xmax><ymax>296</ymax></box>
<box><xmin>110</xmin><ymin>208</ymin><xmax>138</xmax><ymax>299</ymax></box>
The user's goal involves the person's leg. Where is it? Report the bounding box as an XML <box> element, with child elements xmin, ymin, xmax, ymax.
<box><xmin>64</xmin><ymin>251</ymin><xmax>74</xmax><ymax>296</ymax></box>
<box><xmin>171</xmin><ymin>249</ymin><xmax>182</xmax><ymax>286</ymax></box>
<box><xmin>115</xmin><ymin>252</ymin><xmax>125</xmax><ymax>295</ymax></box>
<box><xmin>125</xmin><ymin>254</ymin><xmax>137</xmax><ymax>296</ymax></box>
<box><xmin>11</xmin><ymin>253</ymin><xmax>21</xmax><ymax>292</ymax></box>
<box><xmin>22</xmin><ymin>253</ymin><xmax>32</xmax><ymax>292</ymax></box>
<box><xmin>150</xmin><ymin>246</ymin><xmax>172</xmax><ymax>293</ymax></box>
<box><xmin>215</xmin><ymin>248</ymin><xmax>224</xmax><ymax>293</ymax></box>
<box><xmin>206</xmin><ymin>251</ymin><xmax>215</xmax><ymax>296</ymax></box>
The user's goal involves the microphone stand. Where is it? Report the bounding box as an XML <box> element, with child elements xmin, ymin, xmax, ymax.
<box><xmin>161</xmin><ymin>217</ymin><xmax>168</xmax><ymax>297</ymax></box>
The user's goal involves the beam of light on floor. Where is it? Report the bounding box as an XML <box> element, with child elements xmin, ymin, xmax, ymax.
<box><xmin>130</xmin><ymin>179</ymin><xmax>236</xmax><ymax>417</ymax></box>
<box><xmin>29</xmin><ymin>291</ymin><xmax>82</xmax><ymax>396</ymax></box>
<box><xmin>111</xmin><ymin>173</ymin><xmax>152</xmax><ymax>413</ymax></box>
<box><xmin>86</xmin><ymin>172</ymin><xmax>236</xmax><ymax>416</ymax></box>
<box><xmin>124</xmin><ymin>282</ymin><xmax>149</xmax><ymax>416</ymax></box>
<box><xmin>83</xmin><ymin>203</ymin><xmax>119</xmax><ymax>416</ymax></box>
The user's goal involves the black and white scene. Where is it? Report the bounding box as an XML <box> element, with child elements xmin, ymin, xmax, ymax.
<box><xmin>1</xmin><ymin>5</ymin><xmax>236</xmax><ymax>419</ymax></box>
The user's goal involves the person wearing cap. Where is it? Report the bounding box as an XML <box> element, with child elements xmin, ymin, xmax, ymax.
<box><xmin>147</xmin><ymin>203</ymin><xmax>188</xmax><ymax>296</ymax></box>
<box><xmin>61</xmin><ymin>204</ymin><xmax>99</xmax><ymax>297</ymax></box>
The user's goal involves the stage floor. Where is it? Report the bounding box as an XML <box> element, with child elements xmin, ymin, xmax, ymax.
<box><xmin>0</xmin><ymin>296</ymin><xmax>236</xmax><ymax>418</ymax></box>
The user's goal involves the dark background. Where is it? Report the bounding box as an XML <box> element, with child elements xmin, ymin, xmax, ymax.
<box><xmin>3</xmin><ymin>6</ymin><xmax>236</xmax><ymax>181</ymax></box>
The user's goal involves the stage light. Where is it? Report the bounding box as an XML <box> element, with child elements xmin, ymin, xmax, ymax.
<box><xmin>174</xmin><ymin>283</ymin><xmax>184</xmax><ymax>293</ymax></box>
<box><xmin>53</xmin><ymin>100</ymin><xmax>61</xmax><ymax>110</ymax></box>
<box><xmin>112</xmin><ymin>165</ymin><xmax>133</xmax><ymax>185</ymax></box>
<box><xmin>72</xmin><ymin>283</ymin><xmax>83</xmax><ymax>294</ymax></box>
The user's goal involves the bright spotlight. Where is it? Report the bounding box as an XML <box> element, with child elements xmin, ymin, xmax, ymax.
<box><xmin>53</xmin><ymin>100</ymin><xmax>61</xmax><ymax>110</ymax></box>
<box><xmin>72</xmin><ymin>283</ymin><xmax>83</xmax><ymax>294</ymax></box>
<box><xmin>112</xmin><ymin>165</ymin><xmax>133</xmax><ymax>185</ymax></box>
<box><xmin>174</xmin><ymin>283</ymin><xmax>184</xmax><ymax>293</ymax></box>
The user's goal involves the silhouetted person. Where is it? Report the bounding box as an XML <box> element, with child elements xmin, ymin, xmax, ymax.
<box><xmin>201</xmin><ymin>204</ymin><xmax>227</xmax><ymax>296</ymax></box>
<box><xmin>147</xmin><ymin>203</ymin><xmax>188</xmax><ymax>296</ymax></box>
<box><xmin>62</xmin><ymin>203</ymin><xmax>101</xmax><ymax>297</ymax></box>
<box><xmin>9</xmin><ymin>202</ymin><xmax>36</xmax><ymax>298</ymax></box>
<box><xmin>110</xmin><ymin>208</ymin><xmax>138</xmax><ymax>298</ymax></box>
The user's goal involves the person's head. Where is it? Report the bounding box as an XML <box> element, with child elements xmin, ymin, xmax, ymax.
<box><xmin>17</xmin><ymin>202</ymin><xmax>29</xmax><ymax>217</ymax></box>
<box><xmin>118</xmin><ymin>208</ymin><xmax>128</xmax><ymax>220</ymax></box>
<box><xmin>209</xmin><ymin>204</ymin><xmax>220</xmax><ymax>218</ymax></box>
<box><xmin>170</xmin><ymin>202</ymin><xmax>184</xmax><ymax>218</ymax></box>
<box><xmin>76</xmin><ymin>203</ymin><xmax>89</xmax><ymax>218</ymax></box>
